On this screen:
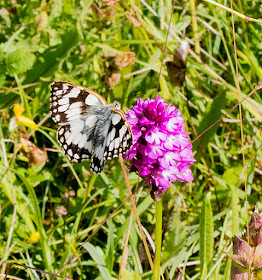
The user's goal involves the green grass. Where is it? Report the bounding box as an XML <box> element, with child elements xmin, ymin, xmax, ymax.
<box><xmin>0</xmin><ymin>0</ymin><xmax>262</xmax><ymax>279</ymax></box>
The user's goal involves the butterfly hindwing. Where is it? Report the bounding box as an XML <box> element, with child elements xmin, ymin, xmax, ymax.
<box><xmin>104</xmin><ymin>112</ymin><xmax>133</xmax><ymax>160</ymax></box>
<box><xmin>90</xmin><ymin>113</ymin><xmax>133</xmax><ymax>173</ymax></box>
<box><xmin>91</xmin><ymin>146</ymin><xmax>106</xmax><ymax>173</ymax></box>
<box><xmin>57</xmin><ymin>121</ymin><xmax>93</xmax><ymax>162</ymax></box>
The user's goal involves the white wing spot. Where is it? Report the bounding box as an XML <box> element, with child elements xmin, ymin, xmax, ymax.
<box><xmin>84</xmin><ymin>141</ymin><xmax>92</xmax><ymax>151</ymax></box>
<box><xmin>64</xmin><ymin>88</ymin><xmax>80</xmax><ymax>98</ymax></box>
<box><xmin>114</xmin><ymin>137</ymin><xmax>119</xmax><ymax>148</ymax></box>
<box><xmin>59</xmin><ymin>128</ymin><xmax>64</xmax><ymax>135</ymax></box>
<box><xmin>71</xmin><ymin>133</ymin><xmax>82</xmax><ymax>145</ymax></box>
<box><xmin>66</xmin><ymin>133</ymin><xmax>74</xmax><ymax>145</ymax></box>
<box><xmin>58</xmin><ymin>104</ymin><xmax>69</xmax><ymax>112</ymax></box>
<box><xmin>66</xmin><ymin>108</ymin><xmax>82</xmax><ymax>119</ymax></box>
<box><xmin>78</xmin><ymin>135</ymin><xmax>87</xmax><ymax>149</ymax></box>
<box><xmin>119</xmin><ymin>126</ymin><xmax>127</xmax><ymax>139</ymax></box>
<box><xmin>64</xmin><ymin>130</ymin><xmax>70</xmax><ymax>139</ymax></box>
<box><xmin>55</xmin><ymin>115</ymin><xmax>60</xmax><ymax>122</ymax></box>
<box><xmin>69</xmin><ymin>102</ymin><xmax>82</xmax><ymax>110</ymax></box>
<box><xmin>109</xmin><ymin>127</ymin><xmax>116</xmax><ymax>140</ymax></box>
<box><xmin>54</xmin><ymin>90</ymin><xmax>65</xmax><ymax>96</ymax></box>
<box><xmin>109</xmin><ymin>141</ymin><xmax>114</xmax><ymax>151</ymax></box>
<box><xmin>112</xmin><ymin>114</ymin><xmax>121</xmax><ymax>125</ymax></box>
<box><xmin>67</xmin><ymin>149</ymin><xmax>73</xmax><ymax>157</ymax></box>
<box><xmin>58</xmin><ymin>98</ymin><xmax>69</xmax><ymax>106</ymax></box>
<box><xmin>85</xmin><ymin>94</ymin><xmax>101</xmax><ymax>105</ymax></box>
<box><xmin>74</xmin><ymin>154</ymin><xmax>80</xmax><ymax>160</ymax></box>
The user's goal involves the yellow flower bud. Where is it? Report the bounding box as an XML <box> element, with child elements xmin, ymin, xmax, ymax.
<box><xmin>13</xmin><ymin>104</ymin><xmax>38</xmax><ymax>130</ymax></box>
<box><xmin>27</xmin><ymin>232</ymin><xmax>40</xmax><ymax>244</ymax></box>
<box><xmin>13</xmin><ymin>104</ymin><xmax>25</xmax><ymax>117</ymax></box>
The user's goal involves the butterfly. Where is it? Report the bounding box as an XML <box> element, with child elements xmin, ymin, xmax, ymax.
<box><xmin>50</xmin><ymin>81</ymin><xmax>133</xmax><ymax>173</ymax></box>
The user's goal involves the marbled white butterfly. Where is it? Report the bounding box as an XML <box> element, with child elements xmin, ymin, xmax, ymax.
<box><xmin>50</xmin><ymin>81</ymin><xmax>133</xmax><ymax>173</ymax></box>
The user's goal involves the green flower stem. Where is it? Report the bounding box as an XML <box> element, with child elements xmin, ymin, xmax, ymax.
<box><xmin>153</xmin><ymin>199</ymin><xmax>162</xmax><ymax>280</ymax></box>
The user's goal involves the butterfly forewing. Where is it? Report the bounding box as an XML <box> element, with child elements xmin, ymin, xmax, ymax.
<box><xmin>50</xmin><ymin>81</ymin><xmax>133</xmax><ymax>173</ymax></box>
<box><xmin>50</xmin><ymin>81</ymin><xmax>106</xmax><ymax>124</ymax></box>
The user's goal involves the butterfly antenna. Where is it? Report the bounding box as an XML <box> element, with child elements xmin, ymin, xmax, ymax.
<box><xmin>118</xmin><ymin>93</ymin><xmax>146</xmax><ymax>103</ymax></box>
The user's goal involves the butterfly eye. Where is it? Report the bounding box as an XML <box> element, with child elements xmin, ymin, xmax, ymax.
<box><xmin>113</xmin><ymin>101</ymin><xmax>121</xmax><ymax>110</ymax></box>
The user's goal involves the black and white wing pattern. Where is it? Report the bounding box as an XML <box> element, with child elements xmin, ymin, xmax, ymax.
<box><xmin>50</xmin><ymin>81</ymin><xmax>133</xmax><ymax>173</ymax></box>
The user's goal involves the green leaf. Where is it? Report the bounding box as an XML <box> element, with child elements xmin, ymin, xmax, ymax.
<box><xmin>223</xmin><ymin>165</ymin><xmax>244</xmax><ymax>186</ymax></box>
<box><xmin>162</xmin><ymin>213</ymin><xmax>186</xmax><ymax>263</ymax></box>
<box><xmin>83</xmin><ymin>243</ymin><xmax>111</xmax><ymax>280</ymax></box>
<box><xmin>0</xmin><ymin>46</ymin><xmax>5</xmax><ymax>67</ymax></box>
<box><xmin>199</xmin><ymin>192</ymin><xmax>214</xmax><ymax>279</ymax></box>
<box><xmin>0</xmin><ymin>73</ymin><xmax>6</xmax><ymax>87</ymax></box>
<box><xmin>106</xmin><ymin>219</ymin><xmax>115</xmax><ymax>274</ymax></box>
<box><xmin>5</xmin><ymin>48</ymin><xmax>35</xmax><ymax>75</ymax></box>
<box><xmin>193</xmin><ymin>92</ymin><xmax>226</xmax><ymax>160</ymax></box>
<box><xmin>24</xmin><ymin>29</ymin><xmax>79</xmax><ymax>83</ymax></box>
<box><xmin>121</xmin><ymin>269</ymin><xmax>141</xmax><ymax>280</ymax></box>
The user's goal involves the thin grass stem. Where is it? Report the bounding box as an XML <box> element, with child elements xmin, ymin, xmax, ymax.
<box><xmin>153</xmin><ymin>200</ymin><xmax>162</xmax><ymax>280</ymax></box>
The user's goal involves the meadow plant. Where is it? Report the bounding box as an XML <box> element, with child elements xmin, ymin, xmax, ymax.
<box><xmin>230</xmin><ymin>207</ymin><xmax>262</xmax><ymax>279</ymax></box>
<box><xmin>124</xmin><ymin>96</ymin><xmax>195</xmax><ymax>279</ymax></box>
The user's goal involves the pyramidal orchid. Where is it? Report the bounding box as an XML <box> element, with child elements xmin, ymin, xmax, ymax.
<box><xmin>124</xmin><ymin>96</ymin><xmax>195</xmax><ymax>197</ymax></box>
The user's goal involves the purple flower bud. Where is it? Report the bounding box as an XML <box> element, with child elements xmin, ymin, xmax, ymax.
<box><xmin>229</xmin><ymin>207</ymin><xmax>262</xmax><ymax>279</ymax></box>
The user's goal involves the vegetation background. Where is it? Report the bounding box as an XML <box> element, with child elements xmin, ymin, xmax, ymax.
<box><xmin>0</xmin><ymin>0</ymin><xmax>262</xmax><ymax>279</ymax></box>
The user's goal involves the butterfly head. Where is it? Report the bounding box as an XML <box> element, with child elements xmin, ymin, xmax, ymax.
<box><xmin>112</xmin><ymin>101</ymin><xmax>121</xmax><ymax>110</ymax></box>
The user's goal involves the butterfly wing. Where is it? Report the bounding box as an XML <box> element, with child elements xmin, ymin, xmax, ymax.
<box><xmin>57</xmin><ymin>118</ymin><xmax>96</xmax><ymax>162</ymax></box>
<box><xmin>50</xmin><ymin>81</ymin><xmax>106</xmax><ymax>124</ymax></box>
<box><xmin>103</xmin><ymin>110</ymin><xmax>133</xmax><ymax>160</ymax></box>
<box><xmin>50</xmin><ymin>82</ymin><xmax>106</xmax><ymax>161</ymax></box>
<box><xmin>90</xmin><ymin>111</ymin><xmax>133</xmax><ymax>173</ymax></box>
<box><xmin>90</xmin><ymin>145</ymin><xmax>106</xmax><ymax>173</ymax></box>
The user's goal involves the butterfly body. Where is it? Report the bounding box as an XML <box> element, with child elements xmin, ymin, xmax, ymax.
<box><xmin>50</xmin><ymin>82</ymin><xmax>133</xmax><ymax>173</ymax></box>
